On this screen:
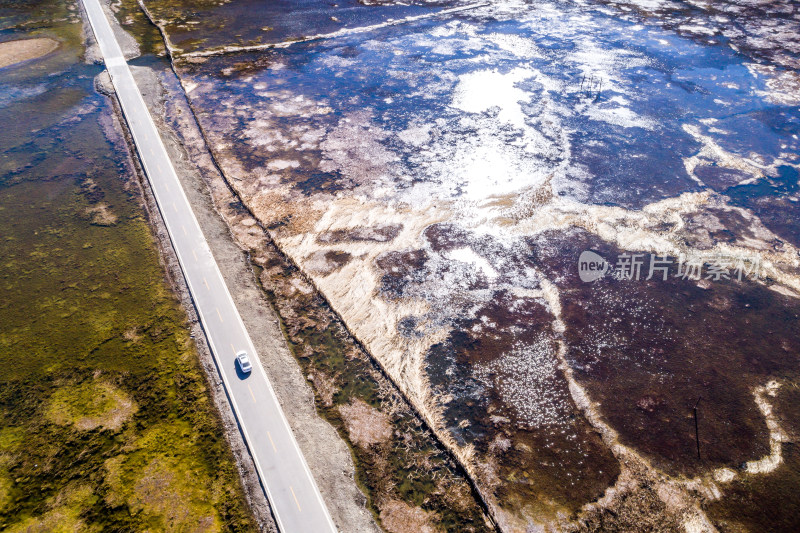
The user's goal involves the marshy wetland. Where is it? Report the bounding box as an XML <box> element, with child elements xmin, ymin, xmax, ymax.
<box><xmin>141</xmin><ymin>0</ymin><xmax>800</xmax><ymax>529</ymax></box>
<box><xmin>0</xmin><ymin>0</ymin><xmax>253</xmax><ymax>530</ymax></box>
<box><xmin>3</xmin><ymin>0</ymin><xmax>800</xmax><ymax>531</ymax></box>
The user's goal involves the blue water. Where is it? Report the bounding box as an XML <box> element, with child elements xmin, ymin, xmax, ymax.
<box><xmin>187</xmin><ymin>0</ymin><xmax>800</xmax><ymax>240</ymax></box>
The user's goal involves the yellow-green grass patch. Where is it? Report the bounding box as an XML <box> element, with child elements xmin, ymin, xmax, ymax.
<box><xmin>104</xmin><ymin>422</ymin><xmax>224</xmax><ymax>532</ymax></box>
<box><xmin>46</xmin><ymin>379</ymin><xmax>136</xmax><ymax>432</ymax></box>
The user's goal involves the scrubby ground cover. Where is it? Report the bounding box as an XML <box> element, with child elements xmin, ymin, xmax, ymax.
<box><xmin>0</xmin><ymin>1</ymin><xmax>253</xmax><ymax>529</ymax></box>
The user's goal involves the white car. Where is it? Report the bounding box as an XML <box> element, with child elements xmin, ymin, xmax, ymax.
<box><xmin>236</xmin><ymin>350</ymin><xmax>252</xmax><ymax>374</ymax></box>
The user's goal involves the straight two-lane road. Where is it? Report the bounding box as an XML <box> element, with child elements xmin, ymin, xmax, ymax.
<box><xmin>80</xmin><ymin>1</ymin><xmax>337</xmax><ymax>531</ymax></box>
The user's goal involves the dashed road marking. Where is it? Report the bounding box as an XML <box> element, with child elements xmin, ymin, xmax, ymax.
<box><xmin>290</xmin><ymin>486</ymin><xmax>302</xmax><ymax>512</ymax></box>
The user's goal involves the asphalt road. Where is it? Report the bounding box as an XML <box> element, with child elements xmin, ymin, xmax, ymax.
<box><xmin>80</xmin><ymin>1</ymin><xmax>338</xmax><ymax>531</ymax></box>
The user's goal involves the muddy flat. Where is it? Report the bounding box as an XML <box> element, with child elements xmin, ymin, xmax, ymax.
<box><xmin>0</xmin><ymin>37</ymin><xmax>59</xmax><ymax>68</ymax></box>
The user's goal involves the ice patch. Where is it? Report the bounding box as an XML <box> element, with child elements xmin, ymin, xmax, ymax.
<box><xmin>451</xmin><ymin>67</ymin><xmax>536</xmax><ymax>128</ymax></box>
<box><xmin>679</xmin><ymin>24</ymin><xmax>716</xmax><ymax>36</ymax></box>
<box><xmin>586</xmin><ymin>105</ymin><xmax>656</xmax><ymax>130</ymax></box>
<box><xmin>629</xmin><ymin>0</ymin><xmax>671</xmax><ymax>8</ymax></box>
<box><xmin>485</xmin><ymin>32</ymin><xmax>543</xmax><ymax>59</ymax></box>
<box><xmin>447</xmin><ymin>247</ymin><xmax>498</xmax><ymax>280</ymax></box>
<box><xmin>417</xmin><ymin>130</ymin><xmax>552</xmax><ymax>206</ymax></box>
<box><xmin>267</xmin><ymin>159</ymin><xmax>300</xmax><ymax>170</ymax></box>
<box><xmin>397</xmin><ymin>124</ymin><xmax>432</xmax><ymax>147</ymax></box>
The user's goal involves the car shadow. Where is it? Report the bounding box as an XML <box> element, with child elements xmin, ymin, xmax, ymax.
<box><xmin>234</xmin><ymin>363</ymin><xmax>253</xmax><ymax>380</ymax></box>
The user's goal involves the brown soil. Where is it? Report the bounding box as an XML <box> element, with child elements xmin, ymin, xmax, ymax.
<box><xmin>85</xmin><ymin>203</ymin><xmax>118</xmax><ymax>225</ymax></box>
<box><xmin>379</xmin><ymin>500</ymin><xmax>436</xmax><ymax>533</ymax></box>
<box><xmin>0</xmin><ymin>38</ymin><xmax>59</xmax><ymax>69</ymax></box>
<box><xmin>338</xmin><ymin>398</ymin><xmax>394</xmax><ymax>448</ymax></box>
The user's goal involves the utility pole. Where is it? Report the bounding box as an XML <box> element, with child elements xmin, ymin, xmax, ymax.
<box><xmin>693</xmin><ymin>396</ymin><xmax>702</xmax><ymax>460</ymax></box>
